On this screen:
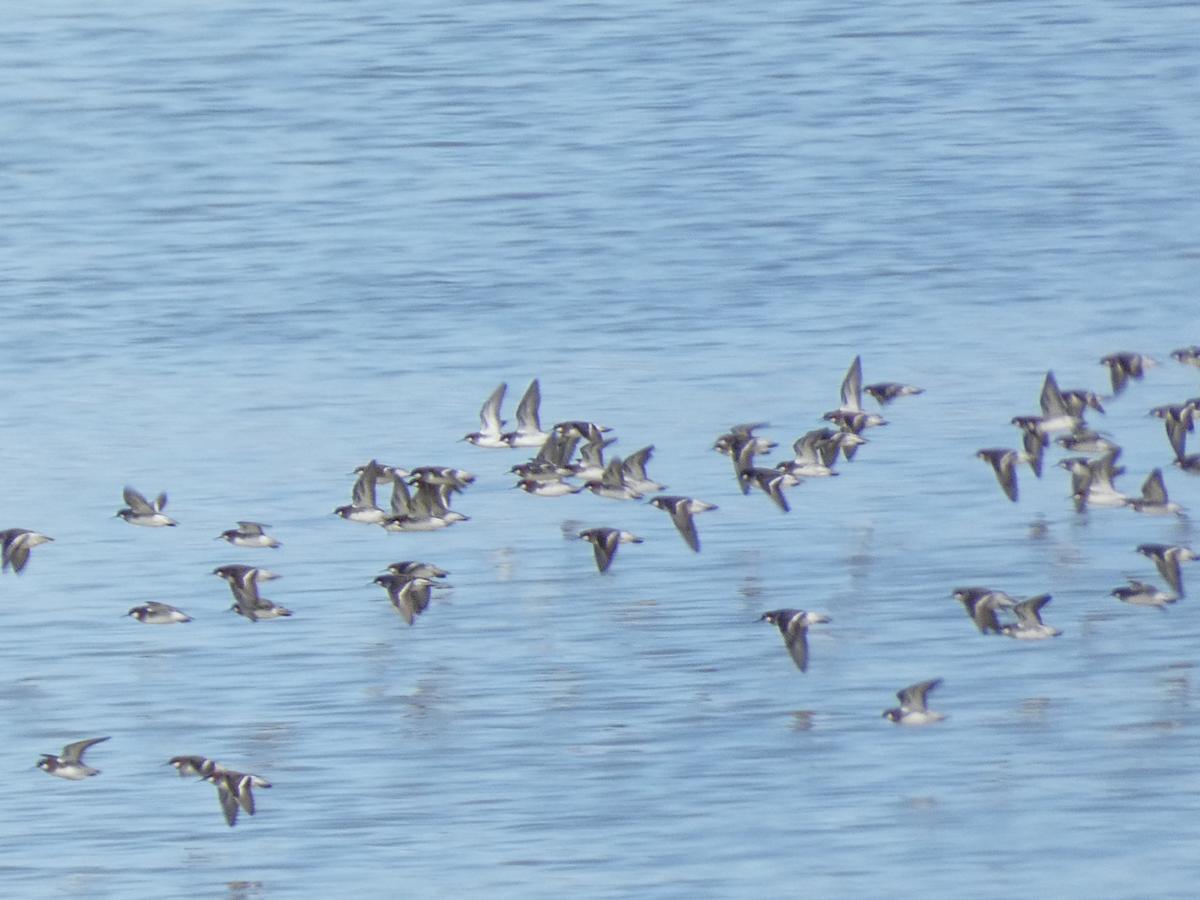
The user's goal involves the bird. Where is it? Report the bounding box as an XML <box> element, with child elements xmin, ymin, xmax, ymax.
<box><xmin>951</xmin><ymin>587</ymin><xmax>1017</xmax><ymax>634</ymax></box>
<box><xmin>758</xmin><ymin>609</ymin><xmax>831</xmax><ymax>672</ymax></box>
<box><xmin>1100</xmin><ymin>352</ymin><xmax>1156</xmax><ymax>395</ymax></box>
<box><xmin>1036</xmin><ymin>371</ymin><xmax>1084</xmax><ymax>434</ymax></box>
<box><xmin>1111</xmin><ymin>579</ymin><xmax>1177</xmax><ymax>608</ymax></box>
<box><xmin>743</xmin><ymin>467</ymin><xmax>798</xmax><ymax>512</ymax></box>
<box><xmin>823</xmin><ymin>428</ymin><xmax>868</xmax><ymax>462</ymax></box>
<box><xmin>1060</xmin><ymin>388</ymin><xmax>1106</xmax><ymax>418</ymax></box>
<box><xmin>502</xmin><ymin>379</ymin><xmax>551</xmax><ymax>448</ymax></box>
<box><xmin>1056</xmin><ymin>427</ymin><xmax>1118</xmax><ymax>454</ymax></box>
<box><xmin>1000</xmin><ymin>594</ymin><xmax>1061</xmax><ymax>639</ymax></box>
<box><xmin>169</xmin><ymin>755</ymin><xmax>226</xmax><ymax>778</ymax></box>
<box><xmin>0</xmin><ymin>528</ymin><xmax>53</xmax><ymax>573</ymax></box>
<box><xmin>380</xmin><ymin>480</ymin><xmax>468</xmax><ymax>531</ymax></box>
<box><xmin>1127</xmin><ymin>468</ymin><xmax>1183</xmax><ymax>516</ymax></box>
<box><xmin>213</xmin><ymin>565</ymin><xmax>290</xmax><ymax>621</ymax></box>
<box><xmin>37</xmin><ymin>737</ymin><xmax>110</xmax><ymax>780</ymax></box>
<box><xmin>619</xmin><ymin>446</ymin><xmax>664</xmax><ymax>495</ymax></box>
<box><xmin>578</xmin><ymin>527</ymin><xmax>642</xmax><ymax>573</ymax></box>
<box><xmin>824</xmin><ymin>356</ymin><xmax>887</xmax><ymax>430</ymax></box>
<box><xmin>569</xmin><ymin>436</ymin><xmax>618</xmax><ymax>483</ymax></box>
<box><xmin>518</xmin><ymin>477</ymin><xmax>584</xmax><ymax>497</ymax></box>
<box><xmin>1062</xmin><ymin>449</ymin><xmax>1128</xmax><ymax>510</ymax></box>
<box><xmin>333</xmin><ymin>460</ymin><xmax>389</xmax><ymax>524</ymax></box>
<box><xmin>169</xmin><ymin>755</ymin><xmax>271</xmax><ymax>826</ymax></box>
<box><xmin>512</xmin><ymin>430</ymin><xmax>580</xmax><ymax>482</ymax></box>
<box><xmin>208</xmin><ymin>770</ymin><xmax>270</xmax><ymax>827</ymax></box>
<box><xmin>863</xmin><ymin>382</ymin><xmax>923</xmax><ymax>405</ymax></box>
<box><xmin>586</xmin><ymin>455</ymin><xmax>644</xmax><ymax>501</ymax></box>
<box><xmin>385</xmin><ymin>561</ymin><xmax>448</xmax><ymax>580</ymax></box>
<box><xmin>372</xmin><ymin>574</ymin><xmax>436</xmax><ymax>625</ymax></box>
<box><xmin>1010</xmin><ymin>418</ymin><xmax>1049</xmax><ymax>478</ymax></box>
<box><xmin>217</xmin><ymin>522</ymin><xmax>280</xmax><ymax>548</ymax></box>
<box><xmin>976</xmin><ymin>449</ymin><xmax>1023</xmax><ymax>502</ymax></box>
<box><xmin>716</xmin><ymin>424</ymin><xmax>778</xmax><ymax>488</ymax></box>
<box><xmin>713</xmin><ymin>423</ymin><xmax>775</xmax><ymax>459</ymax></box>
<box><xmin>1151</xmin><ymin>403</ymin><xmax>1196</xmax><ymax>460</ymax></box>
<box><xmin>648</xmin><ymin>495</ymin><xmax>717</xmax><ymax>552</ymax></box>
<box><xmin>883</xmin><ymin>680</ymin><xmax>946</xmax><ymax>725</ymax></box>
<box><xmin>782</xmin><ymin>430</ymin><xmax>840</xmax><ymax>478</ymax></box>
<box><xmin>207</xmin><ymin>770</ymin><xmax>270</xmax><ymax>827</ymax></box>
<box><xmin>1135</xmin><ymin>544</ymin><xmax>1197</xmax><ymax>597</ymax></box>
<box><xmin>116</xmin><ymin>487</ymin><xmax>176</xmax><ymax>527</ymax></box>
<box><xmin>126</xmin><ymin>602</ymin><xmax>193</xmax><ymax>624</ymax></box>
<box><xmin>409</xmin><ymin>466</ymin><xmax>476</xmax><ymax>490</ymax></box>
<box><xmin>552</xmin><ymin>420</ymin><xmax>612</xmax><ymax>443</ymax></box>
<box><xmin>1170</xmin><ymin>346</ymin><xmax>1200</xmax><ymax>368</ymax></box>
<box><xmin>464</xmin><ymin>383</ymin><xmax>508</xmax><ymax>448</ymax></box>
<box><xmin>1010</xmin><ymin>373</ymin><xmax>1092</xmax><ymax>478</ymax></box>
<box><xmin>211</xmin><ymin>563</ymin><xmax>280</xmax><ymax>584</ymax></box>
<box><xmin>1174</xmin><ymin>453</ymin><xmax>1200</xmax><ymax>475</ymax></box>
<box><xmin>512</xmin><ymin>429</ymin><xmax>584</xmax><ymax>483</ymax></box>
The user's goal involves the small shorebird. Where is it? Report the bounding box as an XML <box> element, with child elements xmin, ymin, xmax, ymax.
<box><xmin>170</xmin><ymin>755</ymin><xmax>270</xmax><ymax>826</ymax></box>
<box><xmin>648</xmin><ymin>495</ymin><xmax>717</xmax><ymax>552</ymax></box>
<box><xmin>117</xmin><ymin>487</ymin><xmax>176</xmax><ymax>527</ymax></box>
<box><xmin>883</xmin><ymin>679</ymin><xmax>946</xmax><ymax>725</ymax></box>
<box><xmin>218</xmin><ymin>522</ymin><xmax>280</xmax><ymax>548</ymax></box>
<box><xmin>464</xmin><ymin>383</ymin><xmax>508</xmax><ymax>448</ymax></box>
<box><xmin>976</xmin><ymin>449</ymin><xmax>1024</xmax><ymax>503</ymax></box>
<box><xmin>126</xmin><ymin>602</ymin><xmax>193</xmax><ymax>624</ymax></box>
<box><xmin>758</xmin><ymin>609</ymin><xmax>831</xmax><ymax>672</ymax></box>
<box><xmin>951</xmin><ymin>587</ymin><xmax>1016</xmax><ymax>634</ymax></box>
<box><xmin>1000</xmin><ymin>594</ymin><xmax>1061</xmax><ymax>639</ymax></box>
<box><xmin>1111</xmin><ymin>578</ymin><xmax>1177</xmax><ymax>608</ymax></box>
<box><xmin>1128</xmin><ymin>468</ymin><xmax>1183</xmax><ymax>516</ymax></box>
<box><xmin>372</xmin><ymin>574</ymin><xmax>437</xmax><ymax>625</ymax></box>
<box><xmin>863</xmin><ymin>381</ymin><xmax>923</xmax><ymax>405</ymax></box>
<box><xmin>502</xmin><ymin>379</ymin><xmax>551</xmax><ymax>448</ymax></box>
<box><xmin>1136</xmin><ymin>544</ymin><xmax>1197</xmax><ymax>597</ymax></box>
<box><xmin>333</xmin><ymin>460</ymin><xmax>388</xmax><ymax>524</ymax></box>
<box><xmin>1100</xmin><ymin>351</ymin><xmax>1156</xmax><ymax>395</ymax></box>
<box><xmin>1170</xmin><ymin>346</ymin><xmax>1200</xmax><ymax>368</ymax></box>
<box><xmin>0</xmin><ymin>528</ymin><xmax>53</xmax><ymax>573</ymax></box>
<box><xmin>213</xmin><ymin>565</ymin><xmax>290</xmax><ymax>621</ymax></box>
<box><xmin>37</xmin><ymin>737</ymin><xmax>110</xmax><ymax>780</ymax></box>
<box><xmin>823</xmin><ymin>356</ymin><xmax>886</xmax><ymax>430</ymax></box>
<box><xmin>578</xmin><ymin>527</ymin><xmax>642</xmax><ymax>573</ymax></box>
<box><xmin>385</xmin><ymin>561</ymin><xmax>448</xmax><ymax>580</ymax></box>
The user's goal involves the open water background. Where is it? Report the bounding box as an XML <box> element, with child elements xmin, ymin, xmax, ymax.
<box><xmin>1</xmin><ymin>1</ymin><xmax>1200</xmax><ymax>897</ymax></box>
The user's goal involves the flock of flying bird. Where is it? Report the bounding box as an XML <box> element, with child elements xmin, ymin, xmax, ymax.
<box><xmin>16</xmin><ymin>347</ymin><xmax>1200</xmax><ymax>823</ymax></box>
<box><xmin>976</xmin><ymin>348</ymin><xmax>1200</xmax><ymax>612</ymax></box>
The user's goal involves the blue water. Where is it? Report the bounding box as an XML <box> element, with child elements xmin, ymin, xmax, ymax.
<box><xmin>1</xmin><ymin>1</ymin><xmax>1199</xmax><ymax>897</ymax></box>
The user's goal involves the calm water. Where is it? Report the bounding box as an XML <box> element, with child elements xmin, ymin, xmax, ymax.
<box><xmin>1</xmin><ymin>1</ymin><xmax>1200</xmax><ymax>897</ymax></box>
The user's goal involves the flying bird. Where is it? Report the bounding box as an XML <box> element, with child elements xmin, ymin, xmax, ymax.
<box><xmin>218</xmin><ymin>522</ymin><xmax>280</xmax><ymax>548</ymax></box>
<box><xmin>976</xmin><ymin>449</ymin><xmax>1023</xmax><ymax>502</ymax></box>
<box><xmin>952</xmin><ymin>587</ymin><xmax>1016</xmax><ymax>634</ymax></box>
<box><xmin>0</xmin><ymin>529</ymin><xmax>53</xmax><ymax>573</ymax></box>
<box><xmin>1111</xmin><ymin>579</ymin><xmax>1177</xmax><ymax>608</ymax></box>
<box><xmin>1000</xmin><ymin>594</ymin><xmax>1061</xmax><ymax>639</ymax></box>
<box><xmin>117</xmin><ymin>487</ymin><xmax>176</xmax><ymax>527</ymax></box>
<box><xmin>126</xmin><ymin>602</ymin><xmax>193</xmax><ymax>624</ymax></box>
<box><xmin>1135</xmin><ymin>544</ymin><xmax>1197</xmax><ymax>597</ymax></box>
<box><xmin>758</xmin><ymin>609</ymin><xmax>831</xmax><ymax>672</ymax></box>
<box><xmin>37</xmin><ymin>737</ymin><xmax>110</xmax><ymax>780</ymax></box>
<box><xmin>578</xmin><ymin>527</ymin><xmax>642</xmax><ymax>573</ymax></box>
<box><xmin>1100</xmin><ymin>352</ymin><xmax>1156</xmax><ymax>395</ymax></box>
<box><xmin>648</xmin><ymin>495</ymin><xmax>717</xmax><ymax>552</ymax></box>
<box><xmin>883</xmin><ymin>679</ymin><xmax>946</xmax><ymax>726</ymax></box>
<box><xmin>464</xmin><ymin>383</ymin><xmax>508</xmax><ymax>448</ymax></box>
